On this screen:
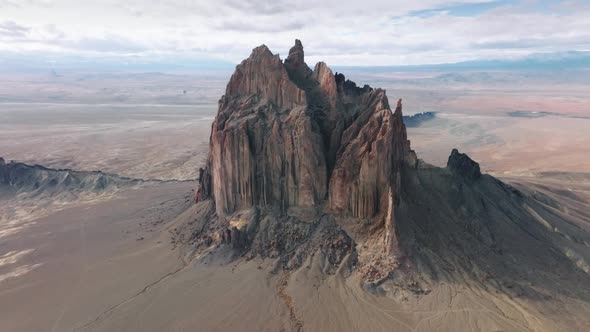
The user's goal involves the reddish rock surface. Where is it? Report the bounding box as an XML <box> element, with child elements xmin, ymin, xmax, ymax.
<box><xmin>200</xmin><ymin>40</ymin><xmax>416</xmax><ymax>253</ymax></box>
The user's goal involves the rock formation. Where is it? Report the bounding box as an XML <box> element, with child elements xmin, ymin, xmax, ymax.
<box><xmin>402</xmin><ymin>111</ymin><xmax>436</xmax><ymax>127</ymax></box>
<box><xmin>447</xmin><ymin>148</ymin><xmax>481</xmax><ymax>180</ymax></box>
<box><xmin>175</xmin><ymin>41</ymin><xmax>590</xmax><ymax>332</ymax></box>
<box><xmin>195</xmin><ymin>39</ymin><xmax>583</xmax><ymax>281</ymax></box>
<box><xmin>0</xmin><ymin>157</ymin><xmax>6</xmax><ymax>184</ymax></box>
<box><xmin>0</xmin><ymin>159</ymin><xmax>142</xmax><ymax>197</ymax></box>
<box><xmin>184</xmin><ymin>42</ymin><xmax>590</xmax><ymax>320</ymax></box>
<box><xmin>206</xmin><ymin>43</ymin><xmax>326</xmax><ymax>214</ymax></box>
<box><xmin>199</xmin><ymin>40</ymin><xmax>416</xmax><ymax>254</ymax></box>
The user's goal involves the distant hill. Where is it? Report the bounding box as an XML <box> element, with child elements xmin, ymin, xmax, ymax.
<box><xmin>403</xmin><ymin>112</ymin><xmax>436</xmax><ymax>127</ymax></box>
<box><xmin>0</xmin><ymin>157</ymin><xmax>144</xmax><ymax>200</ymax></box>
<box><xmin>336</xmin><ymin>51</ymin><xmax>590</xmax><ymax>72</ymax></box>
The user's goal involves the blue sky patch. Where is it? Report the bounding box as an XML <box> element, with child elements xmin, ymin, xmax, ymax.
<box><xmin>409</xmin><ymin>0</ymin><xmax>515</xmax><ymax>17</ymax></box>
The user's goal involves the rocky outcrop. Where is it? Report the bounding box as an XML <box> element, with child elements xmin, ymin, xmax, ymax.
<box><xmin>195</xmin><ymin>167</ymin><xmax>211</xmax><ymax>202</ymax></box>
<box><xmin>220</xmin><ymin>227</ymin><xmax>249</xmax><ymax>250</ymax></box>
<box><xmin>0</xmin><ymin>157</ymin><xmax>7</xmax><ymax>184</ymax></box>
<box><xmin>284</xmin><ymin>39</ymin><xmax>314</xmax><ymax>86</ymax></box>
<box><xmin>187</xmin><ymin>41</ymin><xmax>590</xmax><ymax>309</ymax></box>
<box><xmin>200</xmin><ymin>40</ymin><xmax>415</xmax><ymax>254</ymax></box>
<box><xmin>208</xmin><ymin>43</ymin><xmax>327</xmax><ymax>215</ymax></box>
<box><xmin>313</xmin><ymin>62</ymin><xmax>337</xmax><ymax>110</ymax></box>
<box><xmin>447</xmin><ymin>148</ymin><xmax>481</xmax><ymax>180</ymax></box>
<box><xmin>0</xmin><ymin>159</ymin><xmax>143</xmax><ymax>197</ymax></box>
<box><xmin>328</xmin><ymin>97</ymin><xmax>410</xmax><ymax>220</ymax></box>
<box><xmin>403</xmin><ymin>112</ymin><xmax>436</xmax><ymax>127</ymax></box>
<box><xmin>225</xmin><ymin>45</ymin><xmax>306</xmax><ymax>109</ymax></box>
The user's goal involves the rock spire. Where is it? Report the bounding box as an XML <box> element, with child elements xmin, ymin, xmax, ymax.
<box><xmin>199</xmin><ymin>40</ymin><xmax>416</xmax><ymax>253</ymax></box>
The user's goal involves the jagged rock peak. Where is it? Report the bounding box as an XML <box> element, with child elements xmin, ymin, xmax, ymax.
<box><xmin>394</xmin><ymin>98</ymin><xmax>403</xmax><ymax>116</ymax></box>
<box><xmin>285</xmin><ymin>39</ymin><xmax>305</xmax><ymax>67</ymax></box>
<box><xmin>284</xmin><ymin>39</ymin><xmax>314</xmax><ymax>88</ymax></box>
<box><xmin>447</xmin><ymin>148</ymin><xmax>481</xmax><ymax>180</ymax></box>
<box><xmin>225</xmin><ymin>43</ymin><xmax>305</xmax><ymax>109</ymax></box>
<box><xmin>202</xmin><ymin>40</ymin><xmax>415</xmax><ymax>240</ymax></box>
<box><xmin>0</xmin><ymin>157</ymin><xmax>5</xmax><ymax>166</ymax></box>
<box><xmin>334</xmin><ymin>72</ymin><xmax>373</xmax><ymax>95</ymax></box>
<box><xmin>252</xmin><ymin>44</ymin><xmax>273</xmax><ymax>57</ymax></box>
<box><xmin>313</xmin><ymin>61</ymin><xmax>331</xmax><ymax>76</ymax></box>
<box><xmin>313</xmin><ymin>61</ymin><xmax>337</xmax><ymax>109</ymax></box>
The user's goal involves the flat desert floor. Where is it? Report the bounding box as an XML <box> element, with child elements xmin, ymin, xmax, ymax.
<box><xmin>0</xmin><ymin>181</ymin><xmax>196</xmax><ymax>332</ymax></box>
<box><xmin>1</xmin><ymin>175</ymin><xmax>588</xmax><ymax>332</ymax></box>
<box><xmin>0</xmin><ymin>103</ymin><xmax>215</xmax><ymax>181</ymax></box>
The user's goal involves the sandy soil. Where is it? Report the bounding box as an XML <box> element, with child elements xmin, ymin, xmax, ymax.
<box><xmin>81</xmin><ymin>260</ymin><xmax>549</xmax><ymax>332</ymax></box>
<box><xmin>0</xmin><ymin>103</ymin><xmax>215</xmax><ymax>181</ymax></box>
<box><xmin>1</xmin><ymin>173</ymin><xmax>588</xmax><ymax>332</ymax></box>
<box><xmin>407</xmin><ymin>113</ymin><xmax>590</xmax><ymax>174</ymax></box>
<box><xmin>0</xmin><ymin>182</ymin><xmax>195</xmax><ymax>332</ymax></box>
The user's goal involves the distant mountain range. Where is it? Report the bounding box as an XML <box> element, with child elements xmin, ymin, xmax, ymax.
<box><xmin>338</xmin><ymin>51</ymin><xmax>590</xmax><ymax>72</ymax></box>
<box><xmin>1</xmin><ymin>50</ymin><xmax>589</xmax><ymax>74</ymax></box>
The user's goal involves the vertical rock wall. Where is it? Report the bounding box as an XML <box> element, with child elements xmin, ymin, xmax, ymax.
<box><xmin>200</xmin><ymin>40</ymin><xmax>415</xmax><ymax>253</ymax></box>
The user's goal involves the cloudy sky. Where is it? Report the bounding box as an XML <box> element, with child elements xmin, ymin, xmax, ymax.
<box><xmin>1</xmin><ymin>0</ymin><xmax>589</xmax><ymax>67</ymax></box>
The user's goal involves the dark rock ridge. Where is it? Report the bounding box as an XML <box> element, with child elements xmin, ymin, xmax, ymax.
<box><xmin>402</xmin><ymin>111</ymin><xmax>436</xmax><ymax>127</ymax></box>
<box><xmin>0</xmin><ymin>158</ymin><xmax>144</xmax><ymax>198</ymax></box>
<box><xmin>199</xmin><ymin>40</ymin><xmax>416</xmax><ymax>254</ymax></box>
<box><xmin>447</xmin><ymin>148</ymin><xmax>482</xmax><ymax>180</ymax></box>
<box><xmin>0</xmin><ymin>157</ymin><xmax>7</xmax><ymax>184</ymax></box>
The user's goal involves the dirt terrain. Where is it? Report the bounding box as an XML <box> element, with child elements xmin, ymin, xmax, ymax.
<box><xmin>1</xmin><ymin>171</ymin><xmax>587</xmax><ymax>332</ymax></box>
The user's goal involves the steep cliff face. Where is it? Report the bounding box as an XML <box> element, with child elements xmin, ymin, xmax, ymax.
<box><xmin>328</xmin><ymin>96</ymin><xmax>410</xmax><ymax>217</ymax></box>
<box><xmin>207</xmin><ymin>43</ymin><xmax>327</xmax><ymax>215</ymax></box>
<box><xmin>224</xmin><ymin>45</ymin><xmax>306</xmax><ymax>109</ymax></box>
<box><xmin>201</xmin><ymin>40</ymin><xmax>414</xmax><ymax>253</ymax></box>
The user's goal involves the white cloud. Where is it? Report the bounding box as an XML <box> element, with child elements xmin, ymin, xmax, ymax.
<box><xmin>0</xmin><ymin>0</ymin><xmax>588</xmax><ymax>65</ymax></box>
<box><xmin>0</xmin><ymin>20</ymin><xmax>30</xmax><ymax>38</ymax></box>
